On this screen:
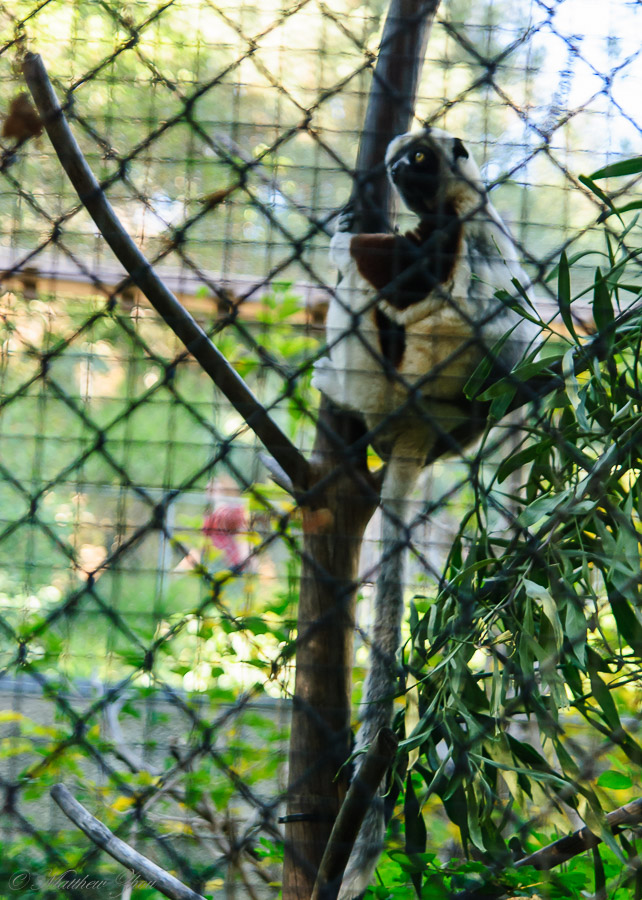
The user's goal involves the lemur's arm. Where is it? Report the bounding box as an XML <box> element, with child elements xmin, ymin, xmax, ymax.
<box><xmin>331</xmin><ymin>215</ymin><xmax>462</xmax><ymax>312</ymax></box>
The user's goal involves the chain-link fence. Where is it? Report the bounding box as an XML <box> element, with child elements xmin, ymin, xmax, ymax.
<box><xmin>1</xmin><ymin>0</ymin><xmax>642</xmax><ymax>897</ymax></box>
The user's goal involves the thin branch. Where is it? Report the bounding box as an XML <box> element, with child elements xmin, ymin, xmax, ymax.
<box><xmin>50</xmin><ymin>783</ymin><xmax>207</xmax><ymax>900</ymax></box>
<box><xmin>259</xmin><ymin>451</ymin><xmax>295</xmax><ymax>494</ymax></box>
<box><xmin>22</xmin><ymin>52</ymin><xmax>310</xmax><ymax>495</ymax></box>
<box><xmin>516</xmin><ymin>796</ymin><xmax>642</xmax><ymax>871</ymax></box>
<box><xmin>453</xmin><ymin>797</ymin><xmax>642</xmax><ymax>899</ymax></box>
<box><xmin>310</xmin><ymin>728</ymin><xmax>399</xmax><ymax>900</ymax></box>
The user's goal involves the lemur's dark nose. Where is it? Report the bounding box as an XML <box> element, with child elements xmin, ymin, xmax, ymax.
<box><xmin>389</xmin><ymin>160</ymin><xmax>404</xmax><ymax>182</ymax></box>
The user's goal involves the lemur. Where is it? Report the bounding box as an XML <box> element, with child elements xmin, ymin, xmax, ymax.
<box><xmin>312</xmin><ymin>127</ymin><xmax>541</xmax><ymax>899</ymax></box>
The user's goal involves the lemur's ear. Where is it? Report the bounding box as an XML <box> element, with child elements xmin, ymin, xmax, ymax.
<box><xmin>453</xmin><ymin>137</ymin><xmax>469</xmax><ymax>160</ymax></box>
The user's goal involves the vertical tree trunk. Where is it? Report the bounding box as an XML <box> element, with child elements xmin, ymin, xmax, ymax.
<box><xmin>282</xmin><ymin>3</ymin><xmax>441</xmax><ymax>896</ymax></box>
<box><xmin>283</xmin><ymin>409</ymin><xmax>377</xmax><ymax>899</ymax></box>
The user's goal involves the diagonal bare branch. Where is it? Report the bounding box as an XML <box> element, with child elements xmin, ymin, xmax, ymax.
<box><xmin>454</xmin><ymin>797</ymin><xmax>642</xmax><ymax>899</ymax></box>
<box><xmin>51</xmin><ymin>783</ymin><xmax>207</xmax><ymax>900</ymax></box>
<box><xmin>310</xmin><ymin>728</ymin><xmax>399</xmax><ymax>900</ymax></box>
<box><xmin>22</xmin><ymin>51</ymin><xmax>311</xmax><ymax>495</ymax></box>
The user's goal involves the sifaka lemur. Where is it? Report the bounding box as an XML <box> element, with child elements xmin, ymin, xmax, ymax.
<box><xmin>312</xmin><ymin>126</ymin><xmax>541</xmax><ymax>900</ymax></box>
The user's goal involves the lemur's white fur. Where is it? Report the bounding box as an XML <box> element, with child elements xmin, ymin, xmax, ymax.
<box><xmin>312</xmin><ymin>127</ymin><xmax>540</xmax><ymax>900</ymax></box>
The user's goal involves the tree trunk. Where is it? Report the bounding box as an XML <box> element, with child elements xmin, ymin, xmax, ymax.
<box><xmin>282</xmin><ymin>2</ymin><xmax>441</xmax><ymax>894</ymax></box>
<box><xmin>283</xmin><ymin>408</ymin><xmax>377</xmax><ymax>898</ymax></box>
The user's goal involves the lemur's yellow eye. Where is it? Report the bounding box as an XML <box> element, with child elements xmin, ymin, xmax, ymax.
<box><xmin>413</xmin><ymin>150</ymin><xmax>426</xmax><ymax>164</ymax></box>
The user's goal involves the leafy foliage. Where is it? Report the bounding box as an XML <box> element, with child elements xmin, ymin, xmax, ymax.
<box><xmin>375</xmin><ymin>162</ymin><xmax>642</xmax><ymax>898</ymax></box>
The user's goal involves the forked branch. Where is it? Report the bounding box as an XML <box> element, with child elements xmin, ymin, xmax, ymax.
<box><xmin>310</xmin><ymin>728</ymin><xmax>399</xmax><ymax>900</ymax></box>
<box><xmin>282</xmin><ymin>2</ymin><xmax>443</xmax><ymax>896</ymax></box>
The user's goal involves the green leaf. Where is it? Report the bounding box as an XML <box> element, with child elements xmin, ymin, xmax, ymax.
<box><xmin>506</xmin><ymin>734</ymin><xmax>553</xmax><ymax>770</ymax></box>
<box><xmin>592</xmin><ymin>267</ymin><xmax>614</xmax><ymax>335</ymax></box>
<box><xmin>557</xmin><ymin>251</ymin><xmax>576</xmax><ymax>340</ymax></box>
<box><xmin>386</xmin><ymin>851</ymin><xmax>425</xmax><ymax>875</ymax></box>
<box><xmin>562</xmin><ymin>346</ymin><xmax>590</xmax><ymax>431</ymax></box>
<box><xmin>593</xmin><ymin>846</ymin><xmax>606</xmax><ymax>897</ymax></box>
<box><xmin>589</xmin><ymin>157</ymin><xmax>642</xmax><ymax>179</ymax></box>
<box><xmin>465</xmin><ymin>784</ymin><xmax>485</xmax><ymax>852</ymax></box>
<box><xmin>473</xmin><ymin>754</ymin><xmax>570</xmax><ymax>791</ymax></box>
<box><xmin>596</xmin><ymin>771</ymin><xmax>633</xmax><ymax>790</ymax></box>
<box><xmin>477</xmin><ymin>378</ymin><xmax>515</xmax><ymax>400</ymax></box>
<box><xmin>463</xmin><ymin>329</ymin><xmax>516</xmax><ymax>399</ymax></box>
<box><xmin>606</xmin><ymin>585</ymin><xmax>642</xmax><ymax>659</ymax></box>
<box><xmin>510</xmin><ymin>356</ymin><xmax>563</xmax><ymax>383</ymax></box>
<box><xmin>420</xmin><ymin>873</ymin><xmax>449</xmax><ymax>899</ymax></box>
<box><xmin>489</xmin><ymin>387</ymin><xmax>516</xmax><ymax>420</ymax></box>
<box><xmin>546</xmin><ymin>249</ymin><xmax>607</xmax><ymax>282</ymax></box>
<box><xmin>239</xmin><ymin>616</ymin><xmax>270</xmax><ymax>635</ymax></box>
<box><xmin>524</xmin><ymin>579</ymin><xmax>563</xmax><ymax>653</ymax></box>
<box><xmin>518</xmin><ymin>490</ymin><xmax>569</xmax><ymax>528</ymax></box>
<box><xmin>553</xmin><ymin>736</ymin><xmax>580</xmax><ymax>778</ymax></box>
<box><xmin>579</xmin><ymin>174</ymin><xmax>615</xmax><ymax>213</ymax></box>
<box><xmin>564</xmin><ymin>600</ymin><xmax>587</xmax><ymax>668</ymax></box>
<box><xmin>598</xmin><ymin>201</ymin><xmax>642</xmax><ymax>222</ymax></box>
<box><xmin>497</xmin><ymin>440</ymin><xmax>551</xmax><ymax>483</ymax></box>
<box><xmin>404</xmin><ymin>774</ymin><xmax>426</xmax><ymax>896</ymax></box>
<box><xmin>441</xmin><ymin>781</ymin><xmax>468</xmax><ymax>843</ymax></box>
<box><xmin>587</xmin><ymin>649</ymin><xmax>620</xmax><ymax>731</ymax></box>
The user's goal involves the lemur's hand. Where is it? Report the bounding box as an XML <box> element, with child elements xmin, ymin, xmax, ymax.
<box><xmin>335</xmin><ymin>202</ymin><xmax>356</xmax><ymax>234</ymax></box>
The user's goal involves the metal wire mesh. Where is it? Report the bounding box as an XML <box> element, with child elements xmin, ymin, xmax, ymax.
<box><xmin>1</xmin><ymin>0</ymin><xmax>642</xmax><ymax>897</ymax></box>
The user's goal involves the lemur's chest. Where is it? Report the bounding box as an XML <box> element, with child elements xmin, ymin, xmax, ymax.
<box><xmin>341</xmin><ymin>215</ymin><xmax>480</xmax><ymax>379</ymax></box>
<box><xmin>339</xmin><ymin>299</ymin><xmax>483</xmax><ymax>402</ymax></box>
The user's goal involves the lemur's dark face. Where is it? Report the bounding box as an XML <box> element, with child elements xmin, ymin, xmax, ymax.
<box><xmin>385</xmin><ymin>128</ymin><xmax>474</xmax><ymax>217</ymax></box>
<box><xmin>388</xmin><ymin>143</ymin><xmax>441</xmax><ymax>203</ymax></box>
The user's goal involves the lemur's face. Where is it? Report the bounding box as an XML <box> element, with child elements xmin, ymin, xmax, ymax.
<box><xmin>385</xmin><ymin>128</ymin><xmax>483</xmax><ymax>217</ymax></box>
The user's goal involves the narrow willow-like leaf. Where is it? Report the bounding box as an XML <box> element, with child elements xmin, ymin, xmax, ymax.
<box><xmin>463</xmin><ymin>329</ymin><xmax>515</xmax><ymax>399</ymax></box>
<box><xmin>465</xmin><ymin>784</ymin><xmax>485</xmax><ymax>852</ymax></box>
<box><xmin>589</xmin><ymin>157</ymin><xmax>642</xmax><ymax>179</ymax></box>
<box><xmin>524</xmin><ymin>579</ymin><xmax>564</xmax><ymax>653</ymax></box>
<box><xmin>598</xmin><ymin>201</ymin><xmax>642</xmax><ymax>222</ymax></box>
<box><xmin>546</xmin><ymin>248</ymin><xmax>607</xmax><ymax>281</ymax></box>
<box><xmin>592</xmin><ymin>267</ymin><xmax>614</xmax><ymax>335</ymax></box>
<box><xmin>404</xmin><ymin>773</ymin><xmax>427</xmax><ymax>897</ymax></box>
<box><xmin>579</xmin><ymin>174</ymin><xmax>616</xmax><ymax>213</ymax></box>
<box><xmin>557</xmin><ymin>250</ymin><xmax>576</xmax><ymax>340</ymax></box>
<box><xmin>605</xmin><ymin>584</ymin><xmax>642</xmax><ymax>659</ymax></box>
<box><xmin>489</xmin><ymin>387</ymin><xmax>516</xmax><ymax>419</ymax></box>
<box><xmin>497</xmin><ymin>440</ymin><xmax>552</xmax><ymax>483</ymax></box>
<box><xmin>587</xmin><ymin>651</ymin><xmax>621</xmax><ymax>731</ymax></box>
